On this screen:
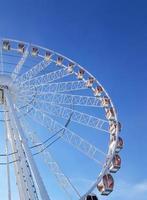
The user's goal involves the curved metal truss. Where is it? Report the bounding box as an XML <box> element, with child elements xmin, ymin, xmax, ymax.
<box><xmin>0</xmin><ymin>38</ymin><xmax>123</xmax><ymax>200</ymax></box>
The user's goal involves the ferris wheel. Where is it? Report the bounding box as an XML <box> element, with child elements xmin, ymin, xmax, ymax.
<box><xmin>0</xmin><ymin>38</ymin><xmax>123</xmax><ymax>200</ymax></box>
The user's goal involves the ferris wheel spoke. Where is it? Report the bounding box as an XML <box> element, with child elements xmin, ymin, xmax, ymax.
<box><xmin>15</xmin><ymin>59</ymin><xmax>52</xmax><ymax>84</ymax></box>
<box><xmin>17</xmin><ymin>97</ymin><xmax>109</xmax><ymax>132</ymax></box>
<box><xmin>17</xmin><ymin>91</ymin><xmax>102</xmax><ymax>108</ymax></box>
<box><xmin>18</xmin><ymin>105</ymin><xmax>106</xmax><ymax>165</ymax></box>
<box><xmin>11</xmin><ymin>43</ymin><xmax>30</xmax><ymax>81</ymax></box>
<box><xmin>16</xmin><ymin>97</ymin><xmax>109</xmax><ymax>133</ymax></box>
<box><xmin>17</xmin><ymin>67</ymin><xmax>73</xmax><ymax>89</ymax></box>
<box><xmin>29</xmin><ymin>99</ymin><xmax>109</xmax><ymax>133</ymax></box>
<box><xmin>17</xmin><ymin>80</ymin><xmax>88</xmax><ymax>96</ymax></box>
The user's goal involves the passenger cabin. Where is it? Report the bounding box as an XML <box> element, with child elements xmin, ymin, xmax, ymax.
<box><xmin>77</xmin><ymin>69</ymin><xmax>84</xmax><ymax>80</ymax></box>
<box><xmin>106</xmin><ymin>108</ymin><xmax>115</xmax><ymax>120</ymax></box>
<box><xmin>85</xmin><ymin>194</ymin><xmax>99</xmax><ymax>200</ymax></box>
<box><xmin>94</xmin><ymin>86</ymin><xmax>103</xmax><ymax>97</ymax></box>
<box><xmin>86</xmin><ymin>77</ymin><xmax>94</xmax><ymax>88</ymax></box>
<box><xmin>18</xmin><ymin>43</ymin><xmax>25</xmax><ymax>53</ymax></box>
<box><xmin>101</xmin><ymin>96</ymin><xmax>110</xmax><ymax>107</ymax></box>
<box><xmin>56</xmin><ymin>56</ymin><xmax>63</xmax><ymax>66</ymax></box>
<box><xmin>115</xmin><ymin>137</ymin><xmax>123</xmax><ymax>153</ymax></box>
<box><xmin>97</xmin><ymin>174</ymin><xmax>114</xmax><ymax>195</ymax></box>
<box><xmin>45</xmin><ymin>51</ymin><xmax>51</xmax><ymax>61</ymax></box>
<box><xmin>3</xmin><ymin>40</ymin><xmax>10</xmax><ymax>50</ymax></box>
<box><xmin>31</xmin><ymin>47</ymin><xmax>39</xmax><ymax>56</ymax></box>
<box><xmin>109</xmin><ymin>121</ymin><xmax>121</xmax><ymax>134</ymax></box>
<box><xmin>110</xmin><ymin>154</ymin><xmax>121</xmax><ymax>173</ymax></box>
<box><xmin>67</xmin><ymin>62</ymin><xmax>74</xmax><ymax>73</ymax></box>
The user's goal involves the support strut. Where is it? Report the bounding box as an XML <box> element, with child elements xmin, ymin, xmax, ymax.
<box><xmin>5</xmin><ymin>89</ymin><xmax>51</xmax><ymax>200</ymax></box>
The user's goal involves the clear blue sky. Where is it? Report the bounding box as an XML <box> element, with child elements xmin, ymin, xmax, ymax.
<box><xmin>0</xmin><ymin>0</ymin><xmax>147</xmax><ymax>200</ymax></box>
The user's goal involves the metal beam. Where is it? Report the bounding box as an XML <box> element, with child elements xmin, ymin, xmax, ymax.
<box><xmin>4</xmin><ymin>109</ymin><xmax>27</xmax><ymax>200</ymax></box>
<box><xmin>4</xmin><ymin>108</ymin><xmax>12</xmax><ymax>200</ymax></box>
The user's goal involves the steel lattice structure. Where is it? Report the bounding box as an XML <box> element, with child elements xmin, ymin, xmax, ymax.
<box><xmin>0</xmin><ymin>38</ymin><xmax>123</xmax><ymax>200</ymax></box>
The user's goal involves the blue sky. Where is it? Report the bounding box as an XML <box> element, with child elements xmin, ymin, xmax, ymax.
<box><xmin>0</xmin><ymin>0</ymin><xmax>147</xmax><ymax>199</ymax></box>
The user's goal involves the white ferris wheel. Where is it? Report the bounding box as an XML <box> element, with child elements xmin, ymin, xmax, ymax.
<box><xmin>0</xmin><ymin>38</ymin><xmax>123</xmax><ymax>200</ymax></box>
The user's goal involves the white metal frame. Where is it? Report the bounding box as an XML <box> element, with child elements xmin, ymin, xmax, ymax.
<box><xmin>0</xmin><ymin>38</ymin><xmax>121</xmax><ymax>200</ymax></box>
